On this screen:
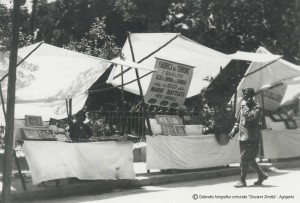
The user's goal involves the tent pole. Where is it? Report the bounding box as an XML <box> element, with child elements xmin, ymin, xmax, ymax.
<box><xmin>127</xmin><ymin>32</ymin><xmax>153</xmax><ymax>137</ymax></box>
<box><xmin>261</xmin><ymin>92</ymin><xmax>266</xmax><ymax>129</ymax></box>
<box><xmin>89</xmin><ymin>71</ymin><xmax>154</xmax><ymax>94</ymax></box>
<box><xmin>233</xmin><ymin>90</ymin><xmax>237</xmax><ymax>117</ymax></box>
<box><xmin>243</xmin><ymin>57</ymin><xmax>282</xmax><ymax>78</ymax></box>
<box><xmin>69</xmin><ymin>98</ymin><xmax>72</xmax><ymax>116</ymax></box>
<box><xmin>121</xmin><ymin>65</ymin><xmax>125</xmax><ymax>136</ymax></box>
<box><xmin>259</xmin><ymin>91</ymin><xmax>266</xmax><ymax>162</ymax></box>
<box><xmin>113</xmin><ymin>34</ymin><xmax>178</xmax><ymax>80</ymax></box>
<box><xmin>0</xmin><ymin>83</ymin><xmax>7</xmax><ymax>122</ymax></box>
<box><xmin>65</xmin><ymin>99</ymin><xmax>69</xmax><ymax>117</ymax></box>
<box><xmin>233</xmin><ymin>61</ymin><xmax>239</xmax><ymax>117</ymax></box>
<box><xmin>1</xmin><ymin>0</ymin><xmax>21</xmax><ymax>202</ymax></box>
<box><xmin>0</xmin><ymin>42</ymin><xmax>44</xmax><ymax>83</ymax></box>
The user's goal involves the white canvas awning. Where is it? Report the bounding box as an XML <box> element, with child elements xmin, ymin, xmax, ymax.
<box><xmin>110</xmin><ymin>58</ymin><xmax>155</xmax><ymax>71</ymax></box>
<box><xmin>233</xmin><ymin>46</ymin><xmax>300</xmax><ymax>114</ymax></box>
<box><xmin>228</xmin><ymin>51</ymin><xmax>282</xmax><ymax>62</ymax></box>
<box><xmin>0</xmin><ymin>42</ymin><xmax>111</xmax><ymax>121</ymax></box>
<box><xmin>107</xmin><ymin>33</ymin><xmax>232</xmax><ymax>98</ymax></box>
<box><xmin>279</xmin><ymin>76</ymin><xmax>300</xmax><ymax>106</ymax></box>
<box><xmin>107</xmin><ymin>33</ymin><xmax>286</xmax><ymax>101</ymax></box>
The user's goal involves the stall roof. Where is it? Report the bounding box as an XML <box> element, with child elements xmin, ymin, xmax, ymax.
<box><xmin>233</xmin><ymin>46</ymin><xmax>300</xmax><ymax>114</ymax></box>
<box><xmin>107</xmin><ymin>33</ymin><xmax>283</xmax><ymax>99</ymax></box>
<box><xmin>0</xmin><ymin>42</ymin><xmax>111</xmax><ymax>121</ymax></box>
<box><xmin>107</xmin><ymin>33</ymin><xmax>232</xmax><ymax>98</ymax></box>
<box><xmin>229</xmin><ymin>51</ymin><xmax>281</xmax><ymax>62</ymax></box>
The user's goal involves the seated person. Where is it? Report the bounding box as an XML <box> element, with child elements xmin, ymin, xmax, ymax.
<box><xmin>69</xmin><ymin>111</ymin><xmax>92</xmax><ymax>141</ymax></box>
<box><xmin>85</xmin><ymin>112</ymin><xmax>106</xmax><ymax>137</ymax></box>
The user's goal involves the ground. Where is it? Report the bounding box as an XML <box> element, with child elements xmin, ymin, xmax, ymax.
<box><xmin>19</xmin><ymin>167</ymin><xmax>300</xmax><ymax>203</ymax></box>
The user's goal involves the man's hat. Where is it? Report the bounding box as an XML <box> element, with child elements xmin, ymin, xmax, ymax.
<box><xmin>242</xmin><ymin>88</ymin><xmax>255</xmax><ymax>97</ymax></box>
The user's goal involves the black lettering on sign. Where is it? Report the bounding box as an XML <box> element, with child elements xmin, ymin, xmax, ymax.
<box><xmin>164</xmin><ymin>95</ymin><xmax>177</xmax><ymax>101</ymax></box>
<box><xmin>151</xmin><ymin>86</ymin><xmax>164</xmax><ymax>93</ymax></box>
<box><xmin>167</xmin><ymin>83</ymin><xmax>177</xmax><ymax>89</ymax></box>
<box><xmin>166</xmin><ymin>90</ymin><xmax>185</xmax><ymax>97</ymax></box>
<box><xmin>156</xmin><ymin>75</ymin><xmax>164</xmax><ymax>80</ymax></box>
<box><xmin>159</xmin><ymin>61</ymin><xmax>172</xmax><ymax>70</ymax></box>
<box><xmin>176</xmin><ymin>79</ymin><xmax>187</xmax><ymax>85</ymax></box>
<box><xmin>177</xmin><ymin>65</ymin><xmax>190</xmax><ymax>74</ymax></box>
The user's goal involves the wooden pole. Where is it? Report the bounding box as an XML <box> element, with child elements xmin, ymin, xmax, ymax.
<box><xmin>243</xmin><ymin>57</ymin><xmax>282</xmax><ymax>78</ymax></box>
<box><xmin>88</xmin><ymin>71</ymin><xmax>154</xmax><ymax>94</ymax></box>
<box><xmin>121</xmin><ymin>65</ymin><xmax>125</xmax><ymax>135</ymax></box>
<box><xmin>69</xmin><ymin>98</ymin><xmax>72</xmax><ymax>116</ymax></box>
<box><xmin>127</xmin><ymin>32</ymin><xmax>153</xmax><ymax>137</ymax></box>
<box><xmin>0</xmin><ymin>83</ymin><xmax>7</xmax><ymax>122</ymax></box>
<box><xmin>65</xmin><ymin>99</ymin><xmax>69</xmax><ymax>116</ymax></box>
<box><xmin>0</xmin><ymin>42</ymin><xmax>43</xmax><ymax>83</ymax></box>
<box><xmin>233</xmin><ymin>61</ymin><xmax>239</xmax><ymax>117</ymax></box>
<box><xmin>259</xmin><ymin>91</ymin><xmax>266</xmax><ymax>162</ymax></box>
<box><xmin>113</xmin><ymin>34</ymin><xmax>178</xmax><ymax>81</ymax></box>
<box><xmin>261</xmin><ymin>92</ymin><xmax>266</xmax><ymax>129</ymax></box>
<box><xmin>1</xmin><ymin>0</ymin><xmax>21</xmax><ymax>202</ymax></box>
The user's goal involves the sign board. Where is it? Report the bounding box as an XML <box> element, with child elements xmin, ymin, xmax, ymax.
<box><xmin>255</xmin><ymin>83</ymin><xmax>287</xmax><ymax>111</ymax></box>
<box><xmin>144</xmin><ymin>58</ymin><xmax>194</xmax><ymax>109</ymax></box>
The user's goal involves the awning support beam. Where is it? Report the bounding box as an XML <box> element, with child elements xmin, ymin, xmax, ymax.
<box><xmin>112</xmin><ymin>34</ymin><xmax>178</xmax><ymax>80</ymax></box>
<box><xmin>128</xmin><ymin>32</ymin><xmax>153</xmax><ymax>137</ymax></box>
<box><xmin>0</xmin><ymin>42</ymin><xmax>44</xmax><ymax>83</ymax></box>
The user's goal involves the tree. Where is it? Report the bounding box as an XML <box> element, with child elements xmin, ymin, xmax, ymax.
<box><xmin>64</xmin><ymin>17</ymin><xmax>120</xmax><ymax>60</ymax></box>
<box><xmin>0</xmin><ymin>4</ymin><xmax>12</xmax><ymax>50</ymax></box>
<box><xmin>161</xmin><ymin>0</ymin><xmax>300</xmax><ymax>104</ymax></box>
<box><xmin>162</xmin><ymin>0</ymin><xmax>300</xmax><ymax>63</ymax></box>
<box><xmin>0</xmin><ymin>3</ymin><xmax>32</xmax><ymax>50</ymax></box>
<box><xmin>105</xmin><ymin>0</ymin><xmax>173</xmax><ymax>45</ymax></box>
<box><xmin>161</xmin><ymin>0</ymin><xmax>300</xmax><ymax>130</ymax></box>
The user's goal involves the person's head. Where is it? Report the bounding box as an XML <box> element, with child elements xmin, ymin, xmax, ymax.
<box><xmin>177</xmin><ymin>105</ymin><xmax>186</xmax><ymax>117</ymax></box>
<box><xmin>76</xmin><ymin>111</ymin><xmax>86</xmax><ymax>123</ymax></box>
<box><xmin>242</xmin><ymin>88</ymin><xmax>255</xmax><ymax>101</ymax></box>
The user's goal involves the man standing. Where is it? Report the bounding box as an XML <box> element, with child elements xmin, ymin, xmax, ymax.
<box><xmin>229</xmin><ymin>88</ymin><xmax>268</xmax><ymax>187</ymax></box>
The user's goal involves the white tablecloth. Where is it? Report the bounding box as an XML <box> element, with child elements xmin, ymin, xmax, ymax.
<box><xmin>261</xmin><ymin>129</ymin><xmax>300</xmax><ymax>159</ymax></box>
<box><xmin>23</xmin><ymin>141</ymin><xmax>135</xmax><ymax>185</ymax></box>
<box><xmin>146</xmin><ymin>135</ymin><xmax>240</xmax><ymax>170</ymax></box>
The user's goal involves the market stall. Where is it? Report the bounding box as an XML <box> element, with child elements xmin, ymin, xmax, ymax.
<box><xmin>13</xmin><ymin>116</ymin><xmax>135</xmax><ymax>185</ymax></box>
<box><xmin>259</xmin><ymin>112</ymin><xmax>300</xmax><ymax>160</ymax></box>
<box><xmin>146</xmin><ymin>134</ymin><xmax>240</xmax><ymax>170</ymax></box>
<box><xmin>232</xmin><ymin>47</ymin><xmax>300</xmax><ymax>160</ymax></box>
<box><xmin>261</xmin><ymin>129</ymin><xmax>300</xmax><ymax>159</ymax></box>
<box><xmin>0</xmin><ymin>43</ymin><xmax>141</xmax><ymax>188</ymax></box>
<box><xmin>145</xmin><ymin>117</ymin><xmax>240</xmax><ymax>170</ymax></box>
<box><xmin>23</xmin><ymin>140</ymin><xmax>135</xmax><ymax>185</ymax></box>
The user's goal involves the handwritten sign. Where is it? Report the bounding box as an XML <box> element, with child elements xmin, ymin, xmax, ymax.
<box><xmin>255</xmin><ymin>83</ymin><xmax>287</xmax><ymax>111</ymax></box>
<box><xmin>144</xmin><ymin>58</ymin><xmax>194</xmax><ymax>109</ymax></box>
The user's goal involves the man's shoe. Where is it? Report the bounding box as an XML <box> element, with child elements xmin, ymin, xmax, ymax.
<box><xmin>234</xmin><ymin>180</ymin><xmax>247</xmax><ymax>188</ymax></box>
<box><xmin>254</xmin><ymin>173</ymin><xmax>268</xmax><ymax>185</ymax></box>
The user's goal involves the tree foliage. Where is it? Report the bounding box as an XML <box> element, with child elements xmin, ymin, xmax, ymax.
<box><xmin>0</xmin><ymin>3</ymin><xmax>11</xmax><ymax>50</ymax></box>
<box><xmin>64</xmin><ymin>17</ymin><xmax>120</xmax><ymax>59</ymax></box>
<box><xmin>0</xmin><ymin>3</ymin><xmax>32</xmax><ymax>50</ymax></box>
<box><xmin>1</xmin><ymin>0</ymin><xmax>299</xmax><ymax>61</ymax></box>
<box><xmin>162</xmin><ymin>0</ymin><xmax>300</xmax><ymax>63</ymax></box>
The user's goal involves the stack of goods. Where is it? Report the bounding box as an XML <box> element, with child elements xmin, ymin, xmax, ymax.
<box><xmin>48</xmin><ymin>118</ymin><xmax>71</xmax><ymax>142</ymax></box>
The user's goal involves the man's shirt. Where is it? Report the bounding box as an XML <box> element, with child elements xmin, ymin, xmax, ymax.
<box><xmin>233</xmin><ymin>100</ymin><xmax>261</xmax><ymax>141</ymax></box>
